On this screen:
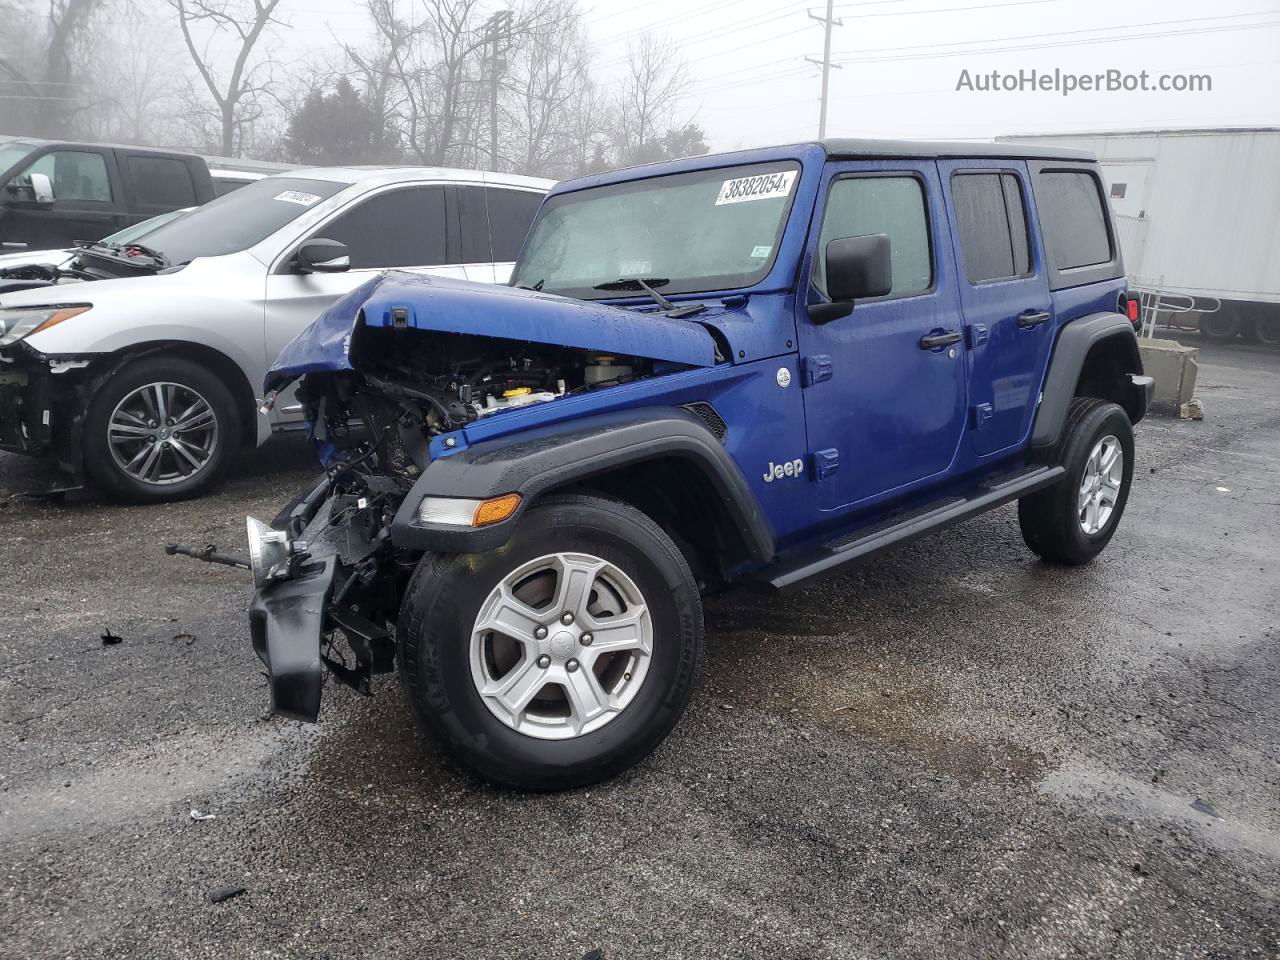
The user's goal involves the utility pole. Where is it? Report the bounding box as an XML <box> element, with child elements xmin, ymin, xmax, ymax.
<box><xmin>805</xmin><ymin>0</ymin><xmax>842</xmax><ymax>139</ymax></box>
<box><xmin>484</xmin><ymin>9</ymin><xmax>513</xmax><ymax>172</ymax></box>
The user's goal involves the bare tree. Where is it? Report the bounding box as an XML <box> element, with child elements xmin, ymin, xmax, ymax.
<box><xmin>616</xmin><ymin>32</ymin><xmax>685</xmax><ymax>163</ymax></box>
<box><xmin>0</xmin><ymin>0</ymin><xmax>96</xmax><ymax>137</ymax></box>
<box><xmin>169</xmin><ymin>0</ymin><xmax>284</xmax><ymax>155</ymax></box>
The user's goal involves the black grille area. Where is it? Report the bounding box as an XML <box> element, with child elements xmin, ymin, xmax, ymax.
<box><xmin>682</xmin><ymin>402</ymin><xmax>727</xmax><ymax>442</ymax></box>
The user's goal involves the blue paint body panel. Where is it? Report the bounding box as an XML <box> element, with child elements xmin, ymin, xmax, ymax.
<box><xmin>272</xmin><ymin>140</ymin><xmax>1134</xmax><ymax>571</ymax></box>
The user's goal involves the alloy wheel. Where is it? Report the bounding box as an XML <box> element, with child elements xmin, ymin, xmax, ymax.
<box><xmin>107</xmin><ymin>381</ymin><xmax>219</xmax><ymax>485</ymax></box>
<box><xmin>1078</xmin><ymin>434</ymin><xmax>1122</xmax><ymax>535</ymax></box>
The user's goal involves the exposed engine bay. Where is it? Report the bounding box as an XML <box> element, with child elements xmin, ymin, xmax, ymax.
<box><xmin>247</xmin><ymin>327</ymin><xmax>657</xmax><ymax>714</ymax></box>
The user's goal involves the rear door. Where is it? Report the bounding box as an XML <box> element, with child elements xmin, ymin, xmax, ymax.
<box><xmin>264</xmin><ymin>182</ymin><xmax>464</xmax><ymax>422</ymax></box>
<box><xmin>939</xmin><ymin>160</ymin><xmax>1053</xmax><ymax>458</ymax></box>
<box><xmin>118</xmin><ymin>152</ymin><xmax>200</xmax><ymax>224</ymax></box>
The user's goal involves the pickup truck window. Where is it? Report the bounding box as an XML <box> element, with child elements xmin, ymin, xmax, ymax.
<box><xmin>1036</xmin><ymin>170</ymin><xmax>1111</xmax><ymax>270</ymax></box>
<box><xmin>128</xmin><ymin>156</ymin><xmax>197</xmax><ymax>208</ymax></box>
<box><xmin>511</xmin><ymin>161</ymin><xmax>799</xmax><ymax>299</ymax></box>
<box><xmin>22</xmin><ymin>150</ymin><xmax>113</xmax><ymax>202</ymax></box>
<box><xmin>138</xmin><ymin>176</ymin><xmax>347</xmax><ymax>264</ymax></box>
<box><xmin>952</xmin><ymin>172</ymin><xmax>1031</xmax><ymax>283</ymax></box>
<box><xmin>815</xmin><ymin>175</ymin><xmax>931</xmax><ymax>298</ymax></box>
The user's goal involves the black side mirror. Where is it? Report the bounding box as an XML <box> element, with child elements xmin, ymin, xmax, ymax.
<box><xmin>808</xmin><ymin>233</ymin><xmax>893</xmax><ymax>324</ymax></box>
<box><xmin>294</xmin><ymin>238</ymin><xmax>350</xmax><ymax>273</ymax></box>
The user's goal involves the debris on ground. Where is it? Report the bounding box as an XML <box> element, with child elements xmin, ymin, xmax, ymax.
<box><xmin>1191</xmin><ymin>798</ymin><xmax>1223</xmax><ymax>819</ymax></box>
<box><xmin>209</xmin><ymin>885</ymin><xmax>246</xmax><ymax>904</ymax></box>
<box><xmin>189</xmin><ymin>809</ymin><xmax>216</xmax><ymax>821</ymax></box>
<box><xmin>1180</xmin><ymin>398</ymin><xmax>1204</xmax><ymax>420</ymax></box>
<box><xmin>100</xmin><ymin>629</ymin><xmax>123</xmax><ymax>646</ymax></box>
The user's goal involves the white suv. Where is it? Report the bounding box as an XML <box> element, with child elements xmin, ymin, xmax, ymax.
<box><xmin>0</xmin><ymin>167</ymin><xmax>552</xmax><ymax>501</ymax></box>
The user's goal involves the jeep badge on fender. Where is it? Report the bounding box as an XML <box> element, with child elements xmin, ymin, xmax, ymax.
<box><xmin>763</xmin><ymin>459</ymin><xmax>805</xmax><ymax>483</ymax></box>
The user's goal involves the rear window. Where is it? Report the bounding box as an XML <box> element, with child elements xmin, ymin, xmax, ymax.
<box><xmin>1036</xmin><ymin>170</ymin><xmax>1112</xmax><ymax>271</ymax></box>
<box><xmin>128</xmin><ymin>156</ymin><xmax>197</xmax><ymax>208</ymax></box>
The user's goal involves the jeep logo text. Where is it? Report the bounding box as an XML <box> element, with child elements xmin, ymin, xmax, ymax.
<box><xmin>763</xmin><ymin>459</ymin><xmax>805</xmax><ymax>483</ymax></box>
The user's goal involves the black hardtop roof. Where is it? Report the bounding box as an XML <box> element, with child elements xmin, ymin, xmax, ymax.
<box><xmin>817</xmin><ymin>138</ymin><xmax>1096</xmax><ymax>162</ymax></box>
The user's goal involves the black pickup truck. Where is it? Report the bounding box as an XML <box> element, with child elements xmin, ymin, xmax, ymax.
<box><xmin>0</xmin><ymin>138</ymin><xmax>216</xmax><ymax>251</ymax></box>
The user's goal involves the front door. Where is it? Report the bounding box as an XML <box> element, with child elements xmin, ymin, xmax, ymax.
<box><xmin>797</xmin><ymin>161</ymin><xmax>969</xmax><ymax>514</ymax></box>
<box><xmin>264</xmin><ymin>183</ymin><xmax>471</xmax><ymax>423</ymax></box>
<box><xmin>938</xmin><ymin>160</ymin><xmax>1054</xmax><ymax>458</ymax></box>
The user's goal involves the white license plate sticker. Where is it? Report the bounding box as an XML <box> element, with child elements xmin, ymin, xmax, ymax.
<box><xmin>273</xmin><ymin>190</ymin><xmax>323</xmax><ymax>206</ymax></box>
<box><xmin>715</xmin><ymin>171</ymin><xmax>796</xmax><ymax>206</ymax></box>
<box><xmin>750</xmin><ymin>244</ymin><xmax>773</xmax><ymax>258</ymax></box>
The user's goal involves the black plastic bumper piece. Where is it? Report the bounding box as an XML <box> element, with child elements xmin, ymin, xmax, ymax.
<box><xmin>248</xmin><ymin>556</ymin><xmax>337</xmax><ymax>722</ymax></box>
<box><xmin>1127</xmin><ymin>373</ymin><xmax>1154</xmax><ymax>424</ymax></box>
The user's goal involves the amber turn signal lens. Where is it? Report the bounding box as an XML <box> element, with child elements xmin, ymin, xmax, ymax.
<box><xmin>34</xmin><ymin>305</ymin><xmax>92</xmax><ymax>334</ymax></box>
<box><xmin>472</xmin><ymin>493</ymin><xmax>522</xmax><ymax>526</ymax></box>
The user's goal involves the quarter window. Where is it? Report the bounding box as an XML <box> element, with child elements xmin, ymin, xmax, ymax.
<box><xmin>951</xmin><ymin>172</ymin><xmax>1032</xmax><ymax>284</ymax></box>
<box><xmin>1036</xmin><ymin>170</ymin><xmax>1112</xmax><ymax>270</ymax></box>
<box><xmin>815</xmin><ymin>176</ymin><xmax>932</xmax><ymax>298</ymax></box>
<box><xmin>318</xmin><ymin>185</ymin><xmax>446</xmax><ymax>269</ymax></box>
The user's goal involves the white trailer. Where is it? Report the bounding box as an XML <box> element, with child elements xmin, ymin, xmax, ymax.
<box><xmin>998</xmin><ymin>127</ymin><xmax>1280</xmax><ymax>344</ymax></box>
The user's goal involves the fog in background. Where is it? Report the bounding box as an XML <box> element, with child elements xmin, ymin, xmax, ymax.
<box><xmin>1</xmin><ymin>0</ymin><xmax>1276</xmax><ymax>174</ymax></box>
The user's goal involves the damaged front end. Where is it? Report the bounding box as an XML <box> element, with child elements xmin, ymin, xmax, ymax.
<box><xmin>243</xmin><ymin>272</ymin><xmax>716</xmax><ymax>722</ymax></box>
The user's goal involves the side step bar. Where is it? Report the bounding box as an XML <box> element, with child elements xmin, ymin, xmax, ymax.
<box><xmin>761</xmin><ymin>465</ymin><xmax>1065</xmax><ymax>592</ymax></box>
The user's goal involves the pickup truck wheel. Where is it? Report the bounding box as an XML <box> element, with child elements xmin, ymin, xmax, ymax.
<box><xmin>82</xmin><ymin>356</ymin><xmax>238</xmax><ymax>503</ymax></box>
<box><xmin>398</xmin><ymin>493</ymin><xmax>703</xmax><ymax>790</ymax></box>
<box><xmin>1018</xmin><ymin>398</ymin><xmax>1134</xmax><ymax>565</ymax></box>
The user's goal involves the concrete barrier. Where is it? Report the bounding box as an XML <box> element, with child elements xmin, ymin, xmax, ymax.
<box><xmin>1139</xmin><ymin>338</ymin><xmax>1199</xmax><ymax>415</ymax></box>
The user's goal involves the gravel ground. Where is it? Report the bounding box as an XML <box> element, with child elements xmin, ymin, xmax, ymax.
<box><xmin>1</xmin><ymin>336</ymin><xmax>1277</xmax><ymax>960</ymax></box>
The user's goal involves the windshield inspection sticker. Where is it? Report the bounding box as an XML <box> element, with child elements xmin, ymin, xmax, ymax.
<box><xmin>273</xmin><ymin>190</ymin><xmax>323</xmax><ymax>206</ymax></box>
<box><xmin>750</xmin><ymin>244</ymin><xmax>773</xmax><ymax>258</ymax></box>
<box><xmin>715</xmin><ymin>170</ymin><xmax>796</xmax><ymax>206</ymax></box>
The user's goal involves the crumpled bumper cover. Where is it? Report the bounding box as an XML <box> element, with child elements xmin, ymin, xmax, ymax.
<box><xmin>248</xmin><ymin>556</ymin><xmax>337</xmax><ymax>722</ymax></box>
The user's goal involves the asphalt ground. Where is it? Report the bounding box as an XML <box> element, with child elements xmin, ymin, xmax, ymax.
<box><xmin>1</xmin><ymin>334</ymin><xmax>1277</xmax><ymax>959</ymax></box>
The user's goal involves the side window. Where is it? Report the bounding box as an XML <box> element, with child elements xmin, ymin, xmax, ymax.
<box><xmin>951</xmin><ymin>172</ymin><xmax>1032</xmax><ymax>283</ymax></box>
<box><xmin>815</xmin><ymin>175</ymin><xmax>931</xmax><ymax>298</ymax></box>
<box><xmin>486</xmin><ymin>188</ymin><xmax>543</xmax><ymax>262</ymax></box>
<box><xmin>128</xmin><ymin>156</ymin><xmax>197</xmax><ymax>207</ymax></box>
<box><xmin>455</xmin><ymin>185</ymin><xmax>491</xmax><ymax>263</ymax></box>
<box><xmin>317</xmin><ymin>185</ymin><xmax>446</xmax><ymax>269</ymax></box>
<box><xmin>22</xmin><ymin>150</ymin><xmax>112</xmax><ymax>202</ymax></box>
<box><xmin>1036</xmin><ymin>171</ymin><xmax>1111</xmax><ymax>270</ymax></box>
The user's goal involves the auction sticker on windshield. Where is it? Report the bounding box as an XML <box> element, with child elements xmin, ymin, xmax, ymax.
<box><xmin>273</xmin><ymin>190</ymin><xmax>323</xmax><ymax>206</ymax></box>
<box><xmin>715</xmin><ymin>171</ymin><xmax>796</xmax><ymax>206</ymax></box>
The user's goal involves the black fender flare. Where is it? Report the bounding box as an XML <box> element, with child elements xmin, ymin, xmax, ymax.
<box><xmin>390</xmin><ymin>406</ymin><xmax>775</xmax><ymax>562</ymax></box>
<box><xmin>1031</xmin><ymin>311</ymin><xmax>1152</xmax><ymax>449</ymax></box>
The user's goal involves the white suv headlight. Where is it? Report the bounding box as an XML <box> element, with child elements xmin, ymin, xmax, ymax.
<box><xmin>0</xmin><ymin>304</ymin><xmax>91</xmax><ymax>347</ymax></box>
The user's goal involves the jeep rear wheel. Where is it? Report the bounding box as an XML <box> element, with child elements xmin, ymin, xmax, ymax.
<box><xmin>398</xmin><ymin>493</ymin><xmax>703</xmax><ymax>790</ymax></box>
<box><xmin>1018</xmin><ymin>398</ymin><xmax>1135</xmax><ymax>565</ymax></box>
<box><xmin>82</xmin><ymin>355</ymin><xmax>239</xmax><ymax>503</ymax></box>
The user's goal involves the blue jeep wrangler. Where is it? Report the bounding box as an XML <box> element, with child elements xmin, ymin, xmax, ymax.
<box><xmin>244</xmin><ymin>139</ymin><xmax>1152</xmax><ymax>790</ymax></box>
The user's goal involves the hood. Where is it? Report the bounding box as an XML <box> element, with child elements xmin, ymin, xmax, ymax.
<box><xmin>266</xmin><ymin>271</ymin><xmax>719</xmax><ymax>391</ymax></box>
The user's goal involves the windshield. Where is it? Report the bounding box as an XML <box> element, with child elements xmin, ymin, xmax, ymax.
<box><xmin>0</xmin><ymin>141</ymin><xmax>37</xmax><ymax>178</ymax></box>
<box><xmin>138</xmin><ymin>176</ymin><xmax>348</xmax><ymax>263</ymax></box>
<box><xmin>511</xmin><ymin>161</ymin><xmax>801</xmax><ymax>299</ymax></box>
<box><xmin>99</xmin><ymin>208</ymin><xmax>191</xmax><ymax>246</ymax></box>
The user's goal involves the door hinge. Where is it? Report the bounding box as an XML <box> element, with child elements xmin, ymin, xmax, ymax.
<box><xmin>971</xmin><ymin>402</ymin><xmax>994</xmax><ymax>429</ymax></box>
<box><xmin>812</xmin><ymin>448</ymin><xmax>840</xmax><ymax>479</ymax></box>
<box><xmin>967</xmin><ymin>324</ymin><xmax>989</xmax><ymax>348</ymax></box>
<box><xmin>801</xmin><ymin>354</ymin><xmax>833</xmax><ymax>387</ymax></box>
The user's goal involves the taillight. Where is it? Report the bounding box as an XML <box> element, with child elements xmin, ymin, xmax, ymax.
<box><xmin>1126</xmin><ymin>295</ymin><xmax>1140</xmax><ymax>326</ymax></box>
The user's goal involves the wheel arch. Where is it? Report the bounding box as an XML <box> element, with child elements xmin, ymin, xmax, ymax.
<box><xmin>389</xmin><ymin>407</ymin><xmax>776</xmax><ymax>578</ymax></box>
<box><xmin>89</xmin><ymin>340</ymin><xmax>259</xmax><ymax>448</ymax></box>
<box><xmin>1032</xmin><ymin>312</ymin><xmax>1151</xmax><ymax>451</ymax></box>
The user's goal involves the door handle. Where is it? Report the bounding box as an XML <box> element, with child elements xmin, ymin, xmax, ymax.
<box><xmin>1017</xmin><ymin>310</ymin><xmax>1051</xmax><ymax>329</ymax></box>
<box><xmin>919</xmin><ymin>330</ymin><xmax>962</xmax><ymax>350</ymax></box>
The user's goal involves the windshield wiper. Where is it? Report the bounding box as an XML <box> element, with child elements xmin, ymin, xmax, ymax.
<box><xmin>514</xmin><ymin>278</ymin><xmax>544</xmax><ymax>291</ymax></box>
<box><xmin>591</xmin><ymin>277</ymin><xmax>706</xmax><ymax>319</ymax></box>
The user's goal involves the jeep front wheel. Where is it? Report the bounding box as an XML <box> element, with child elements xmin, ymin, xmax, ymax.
<box><xmin>398</xmin><ymin>493</ymin><xmax>703</xmax><ymax>790</ymax></box>
<box><xmin>82</xmin><ymin>355</ymin><xmax>239</xmax><ymax>503</ymax></box>
<box><xmin>1018</xmin><ymin>398</ymin><xmax>1135</xmax><ymax>565</ymax></box>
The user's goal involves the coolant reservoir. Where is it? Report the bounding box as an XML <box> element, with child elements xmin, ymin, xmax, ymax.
<box><xmin>585</xmin><ymin>355</ymin><xmax>632</xmax><ymax>386</ymax></box>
